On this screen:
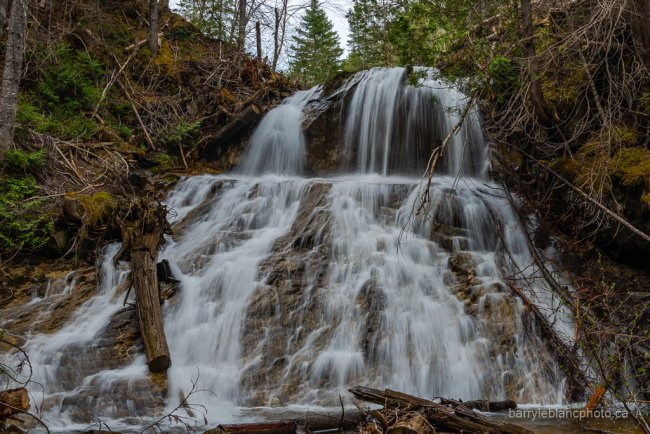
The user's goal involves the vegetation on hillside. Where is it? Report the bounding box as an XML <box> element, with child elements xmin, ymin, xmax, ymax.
<box><xmin>0</xmin><ymin>0</ymin><xmax>295</xmax><ymax>263</ymax></box>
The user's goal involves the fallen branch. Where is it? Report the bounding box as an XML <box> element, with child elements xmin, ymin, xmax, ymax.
<box><xmin>350</xmin><ymin>386</ymin><xmax>534</xmax><ymax>434</ymax></box>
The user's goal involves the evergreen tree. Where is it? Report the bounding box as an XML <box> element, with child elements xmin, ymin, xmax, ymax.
<box><xmin>177</xmin><ymin>0</ymin><xmax>239</xmax><ymax>43</ymax></box>
<box><xmin>288</xmin><ymin>0</ymin><xmax>343</xmax><ymax>86</ymax></box>
<box><xmin>345</xmin><ymin>0</ymin><xmax>397</xmax><ymax>70</ymax></box>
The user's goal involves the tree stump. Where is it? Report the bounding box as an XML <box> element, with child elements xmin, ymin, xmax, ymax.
<box><xmin>0</xmin><ymin>388</ymin><xmax>29</xmax><ymax>418</ymax></box>
<box><xmin>119</xmin><ymin>199</ymin><xmax>171</xmax><ymax>373</ymax></box>
<box><xmin>386</xmin><ymin>412</ymin><xmax>431</xmax><ymax>434</ymax></box>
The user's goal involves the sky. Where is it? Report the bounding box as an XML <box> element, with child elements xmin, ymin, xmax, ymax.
<box><xmin>169</xmin><ymin>0</ymin><xmax>351</xmax><ymax>59</ymax></box>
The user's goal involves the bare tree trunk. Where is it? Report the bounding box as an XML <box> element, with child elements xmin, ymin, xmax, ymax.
<box><xmin>255</xmin><ymin>20</ymin><xmax>262</xmax><ymax>60</ymax></box>
<box><xmin>520</xmin><ymin>0</ymin><xmax>552</xmax><ymax>126</ymax></box>
<box><xmin>272</xmin><ymin>7</ymin><xmax>280</xmax><ymax>70</ymax></box>
<box><xmin>237</xmin><ymin>0</ymin><xmax>246</xmax><ymax>51</ymax></box>
<box><xmin>0</xmin><ymin>0</ymin><xmax>26</xmax><ymax>165</ymax></box>
<box><xmin>271</xmin><ymin>0</ymin><xmax>288</xmax><ymax>71</ymax></box>
<box><xmin>149</xmin><ymin>0</ymin><xmax>159</xmax><ymax>54</ymax></box>
<box><xmin>0</xmin><ymin>0</ymin><xmax>9</xmax><ymax>40</ymax></box>
<box><xmin>629</xmin><ymin>0</ymin><xmax>650</xmax><ymax>71</ymax></box>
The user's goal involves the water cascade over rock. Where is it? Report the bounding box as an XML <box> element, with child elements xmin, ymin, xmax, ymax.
<box><xmin>2</xmin><ymin>67</ymin><xmax>576</xmax><ymax>431</ymax></box>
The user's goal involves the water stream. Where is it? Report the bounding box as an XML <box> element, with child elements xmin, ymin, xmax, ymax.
<box><xmin>3</xmin><ymin>67</ymin><xmax>582</xmax><ymax>432</ymax></box>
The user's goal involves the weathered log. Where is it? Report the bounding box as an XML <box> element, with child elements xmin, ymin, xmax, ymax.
<box><xmin>206</xmin><ymin>420</ymin><xmax>296</xmax><ymax>434</ymax></box>
<box><xmin>386</xmin><ymin>412</ymin><xmax>430</xmax><ymax>434</ymax></box>
<box><xmin>440</xmin><ymin>398</ymin><xmax>517</xmax><ymax>412</ymax></box>
<box><xmin>0</xmin><ymin>387</ymin><xmax>29</xmax><ymax>418</ymax></box>
<box><xmin>238</xmin><ymin>408</ymin><xmax>363</xmax><ymax>432</ymax></box>
<box><xmin>122</xmin><ymin>200</ymin><xmax>171</xmax><ymax>373</ymax></box>
<box><xmin>350</xmin><ymin>386</ymin><xmax>534</xmax><ymax>434</ymax></box>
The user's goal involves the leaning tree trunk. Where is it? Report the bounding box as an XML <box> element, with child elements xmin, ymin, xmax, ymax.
<box><xmin>0</xmin><ymin>0</ymin><xmax>27</xmax><ymax>165</ymax></box>
<box><xmin>149</xmin><ymin>0</ymin><xmax>159</xmax><ymax>54</ymax></box>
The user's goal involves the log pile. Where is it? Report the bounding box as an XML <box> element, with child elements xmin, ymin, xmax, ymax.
<box><xmin>205</xmin><ymin>388</ymin><xmax>528</xmax><ymax>434</ymax></box>
<box><xmin>349</xmin><ymin>386</ymin><xmax>533</xmax><ymax>434</ymax></box>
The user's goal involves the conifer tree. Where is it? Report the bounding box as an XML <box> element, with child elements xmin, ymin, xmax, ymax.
<box><xmin>345</xmin><ymin>0</ymin><xmax>396</xmax><ymax>70</ymax></box>
<box><xmin>288</xmin><ymin>0</ymin><xmax>343</xmax><ymax>86</ymax></box>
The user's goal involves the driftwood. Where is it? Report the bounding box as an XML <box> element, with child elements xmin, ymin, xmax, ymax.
<box><xmin>0</xmin><ymin>387</ymin><xmax>29</xmax><ymax>418</ymax></box>
<box><xmin>350</xmin><ymin>386</ymin><xmax>534</xmax><ymax>434</ymax></box>
<box><xmin>207</xmin><ymin>409</ymin><xmax>365</xmax><ymax>434</ymax></box>
<box><xmin>440</xmin><ymin>398</ymin><xmax>517</xmax><ymax>412</ymax></box>
<box><xmin>207</xmin><ymin>420</ymin><xmax>296</xmax><ymax>434</ymax></box>
<box><xmin>118</xmin><ymin>199</ymin><xmax>171</xmax><ymax>373</ymax></box>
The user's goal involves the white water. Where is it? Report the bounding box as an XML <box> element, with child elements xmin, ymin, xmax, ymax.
<box><xmin>2</xmin><ymin>67</ymin><xmax>576</xmax><ymax>432</ymax></box>
<box><xmin>343</xmin><ymin>68</ymin><xmax>487</xmax><ymax>177</ymax></box>
<box><xmin>239</xmin><ymin>87</ymin><xmax>321</xmax><ymax>176</ymax></box>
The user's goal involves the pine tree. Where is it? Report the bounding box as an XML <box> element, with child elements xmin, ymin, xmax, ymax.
<box><xmin>345</xmin><ymin>0</ymin><xmax>397</xmax><ymax>70</ymax></box>
<box><xmin>288</xmin><ymin>0</ymin><xmax>343</xmax><ymax>86</ymax></box>
<box><xmin>176</xmin><ymin>0</ymin><xmax>239</xmax><ymax>43</ymax></box>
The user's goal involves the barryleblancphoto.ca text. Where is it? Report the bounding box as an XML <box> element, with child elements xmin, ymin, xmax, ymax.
<box><xmin>508</xmin><ymin>408</ymin><xmax>631</xmax><ymax>421</ymax></box>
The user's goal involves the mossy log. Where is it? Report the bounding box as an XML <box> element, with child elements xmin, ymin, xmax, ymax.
<box><xmin>0</xmin><ymin>387</ymin><xmax>29</xmax><ymax>418</ymax></box>
<box><xmin>118</xmin><ymin>199</ymin><xmax>171</xmax><ymax>373</ymax></box>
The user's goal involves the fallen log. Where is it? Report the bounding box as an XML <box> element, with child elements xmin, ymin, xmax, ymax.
<box><xmin>440</xmin><ymin>398</ymin><xmax>517</xmax><ymax>412</ymax></box>
<box><xmin>206</xmin><ymin>420</ymin><xmax>296</xmax><ymax>434</ymax></box>
<box><xmin>0</xmin><ymin>388</ymin><xmax>29</xmax><ymax>418</ymax></box>
<box><xmin>386</xmin><ymin>412</ymin><xmax>430</xmax><ymax>434</ymax></box>
<box><xmin>350</xmin><ymin>386</ymin><xmax>534</xmax><ymax>434</ymax></box>
<box><xmin>119</xmin><ymin>199</ymin><xmax>171</xmax><ymax>373</ymax></box>
<box><xmin>238</xmin><ymin>408</ymin><xmax>363</xmax><ymax>432</ymax></box>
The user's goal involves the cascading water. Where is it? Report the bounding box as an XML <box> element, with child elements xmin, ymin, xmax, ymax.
<box><xmin>3</xmin><ymin>67</ymin><xmax>576</xmax><ymax>432</ymax></box>
<box><xmin>239</xmin><ymin>88</ymin><xmax>321</xmax><ymax>176</ymax></box>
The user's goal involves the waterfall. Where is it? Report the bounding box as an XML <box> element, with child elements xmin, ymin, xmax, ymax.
<box><xmin>343</xmin><ymin>68</ymin><xmax>487</xmax><ymax>177</ymax></box>
<box><xmin>3</xmin><ymin>67</ymin><xmax>576</xmax><ymax>431</ymax></box>
<box><xmin>239</xmin><ymin>88</ymin><xmax>321</xmax><ymax>176</ymax></box>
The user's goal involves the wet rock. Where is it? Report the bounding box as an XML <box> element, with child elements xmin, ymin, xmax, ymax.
<box><xmin>240</xmin><ymin>183</ymin><xmax>333</xmax><ymax>405</ymax></box>
<box><xmin>430</xmin><ymin>223</ymin><xmax>471</xmax><ymax>251</ymax></box>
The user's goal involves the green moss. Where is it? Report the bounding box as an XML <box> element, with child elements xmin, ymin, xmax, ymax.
<box><xmin>613</xmin><ymin>147</ymin><xmax>650</xmax><ymax>187</ymax></box>
<box><xmin>542</xmin><ymin>63</ymin><xmax>586</xmax><ymax>108</ymax></box>
<box><xmin>77</xmin><ymin>191</ymin><xmax>115</xmax><ymax>225</ymax></box>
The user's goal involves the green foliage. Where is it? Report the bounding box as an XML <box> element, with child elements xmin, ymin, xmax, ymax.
<box><xmin>386</xmin><ymin>0</ymin><xmax>477</xmax><ymax>68</ymax></box>
<box><xmin>345</xmin><ymin>0</ymin><xmax>398</xmax><ymax>70</ymax></box>
<box><xmin>17</xmin><ymin>42</ymin><xmax>103</xmax><ymax>139</ymax></box>
<box><xmin>0</xmin><ymin>150</ymin><xmax>53</xmax><ymax>257</ymax></box>
<box><xmin>4</xmin><ymin>149</ymin><xmax>47</xmax><ymax>173</ymax></box>
<box><xmin>162</xmin><ymin>120</ymin><xmax>202</xmax><ymax>149</ymax></box>
<box><xmin>288</xmin><ymin>0</ymin><xmax>343</xmax><ymax>86</ymax></box>
<box><xmin>154</xmin><ymin>152</ymin><xmax>174</xmax><ymax>168</ymax></box>
<box><xmin>176</xmin><ymin>0</ymin><xmax>238</xmax><ymax>43</ymax></box>
<box><xmin>38</xmin><ymin>43</ymin><xmax>103</xmax><ymax>112</ymax></box>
